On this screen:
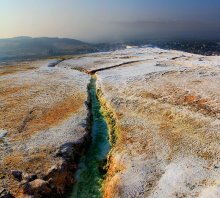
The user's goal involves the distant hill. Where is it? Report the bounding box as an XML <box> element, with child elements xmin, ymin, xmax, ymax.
<box><xmin>0</xmin><ymin>37</ymin><xmax>127</xmax><ymax>62</ymax></box>
<box><xmin>1</xmin><ymin>37</ymin><xmax>220</xmax><ymax>63</ymax></box>
<box><xmin>0</xmin><ymin>37</ymin><xmax>97</xmax><ymax>61</ymax></box>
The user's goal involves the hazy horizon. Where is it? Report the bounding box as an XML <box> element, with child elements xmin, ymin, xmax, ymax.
<box><xmin>1</xmin><ymin>0</ymin><xmax>220</xmax><ymax>42</ymax></box>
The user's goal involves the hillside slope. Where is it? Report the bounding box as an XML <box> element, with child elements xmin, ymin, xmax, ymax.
<box><xmin>96</xmin><ymin>48</ymin><xmax>220</xmax><ymax>198</ymax></box>
<box><xmin>60</xmin><ymin>46</ymin><xmax>220</xmax><ymax>197</ymax></box>
<box><xmin>0</xmin><ymin>37</ymin><xmax>93</xmax><ymax>61</ymax></box>
<box><xmin>1</xmin><ymin>46</ymin><xmax>220</xmax><ymax>197</ymax></box>
<box><xmin>0</xmin><ymin>60</ymin><xmax>90</xmax><ymax>197</ymax></box>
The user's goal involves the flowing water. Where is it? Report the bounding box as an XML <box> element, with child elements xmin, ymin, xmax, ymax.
<box><xmin>68</xmin><ymin>76</ymin><xmax>110</xmax><ymax>198</ymax></box>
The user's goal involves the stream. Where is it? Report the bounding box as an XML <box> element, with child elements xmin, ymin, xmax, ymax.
<box><xmin>67</xmin><ymin>76</ymin><xmax>110</xmax><ymax>198</ymax></box>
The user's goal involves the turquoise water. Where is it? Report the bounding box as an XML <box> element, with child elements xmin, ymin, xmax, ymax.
<box><xmin>68</xmin><ymin>77</ymin><xmax>110</xmax><ymax>198</ymax></box>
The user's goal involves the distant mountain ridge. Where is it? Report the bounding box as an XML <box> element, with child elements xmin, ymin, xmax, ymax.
<box><xmin>0</xmin><ymin>37</ymin><xmax>95</xmax><ymax>61</ymax></box>
<box><xmin>1</xmin><ymin>37</ymin><xmax>219</xmax><ymax>63</ymax></box>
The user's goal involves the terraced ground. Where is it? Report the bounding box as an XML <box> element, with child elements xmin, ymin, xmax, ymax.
<box><xmin>94</xmin><ymin>48</ymin><xmax>220</xmax><ymax>198</ymax></box>
<box><xmin>60</xmin><ymin>47</ymin><xmax>220</xmax><ymax>198</ymax></box>
<box><xmin>0</xmin><ymin>60</ymin><xmax>90</xmax><ymax>197</ymax></box>
<box><xmin>0</xmin><ymin>47</ymin><xmax>220</xmax><ymax>198</ymax></box>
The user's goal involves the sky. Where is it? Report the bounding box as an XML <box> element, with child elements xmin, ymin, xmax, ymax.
<box><xmin>0</xmin><ymin>0</ymin><xmax>220</xmax><ymax>42</ymax></box>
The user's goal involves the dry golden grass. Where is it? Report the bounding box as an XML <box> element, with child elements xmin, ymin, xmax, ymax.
<box><xmin>0</xmin><ymin>62</ymin><xmax>89</xmax><ymax>197</ymax></box>
<box><xmin>0</xmin><ymin>78</ymin><xmax>85</xmax><ymax>139</ymax></box>
<box><xmin>3</xmin><ymin>151</ymin><xmax>54</xmax><ymax>174</ymax></box>
<box><xmin>138</xmin><ymin>87</ymin><xmax>218</xmax><ymax>118</ymax></box>
<box><xmin>99</xmin><ymin>74</ymin><xmax>219</xmax><ymax>197</ymax></box>
<box><xmin>140</xmin><ymin>101</ymin><xmax>218</xmax><ymax>161</ymax></box>
<box><xmin>103</xmin><ymin>174</ymin><xmax>121</xmax><ymax>198</ymax></box>
<box><xmin>0</xmin><ymin>63</ymin><xmax>36</xmax><ymax>76</ymax></box>
<box><xmin>0</xmin><ymin>85</ymin><xmax>31</xmax><ymax>97</ymax></box>
<box><xmin>0</xmin><ymin>83</ymin><xmax>37</xmax><ymax>134</ymax></box>
<box><xmin>17</xmin><ymin>93</ymin><xmax>84</xmax><ymax>139</ymax></box>
<box><xmin>103</xmin><ymin>152</ymin><xmax>126</xmax><ymax>198</ymax></box>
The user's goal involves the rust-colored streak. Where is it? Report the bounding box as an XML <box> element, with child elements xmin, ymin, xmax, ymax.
<box><xmin>23</xmin><ymin>94</ymin><xmax>84</xmax><ymax>137</ymax></box>
<box><xmin>184</xmin><ymin>95</ymin><xmax>198</xmax><ymax>104</ymax></box>
<box><xmin>0</xmin><ymin>64</ymin><xmax>36</xmax><ymax>76</ymax></box>
<box><xmin>0</xmin><ymin>85</ymin><xmax>31</xmax><ymax>97</ymax></box>
<box><xmin>0</xmin><ymin>81</ymin><xmax>85</xmax><ymax>139</ymax></box>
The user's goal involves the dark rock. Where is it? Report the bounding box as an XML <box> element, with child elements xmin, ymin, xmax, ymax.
<box><xmin>23</xmin><ymin>174</ymin><xmax>38</xmax><ymax>182</ymax></box>
<box><xmin>10</xmin><ymin>170</ymin><xmax>22</xmax><ymax>181</ymax></box>
<box><xmin>0</xmin><ymin>130</ymin><xmax>7</xmax><ymax>140</ymax></box>
<box><xmin>0</xmin><ymin>188</ymin><xmax>5</xmax><ymax>195</ymax></box>
<box><xmin>0</xmin><ymin>190</ymin><xmax>14</xmax><ymax>198</ymax></box>
<box><xmin>56</xmin><ymin>143</ymin><xmax>75</xmax><ymax>161</ymax></box>
<box><xmin>56</xmin><ymin>138</ymin><xmax>90</xmax><ymax>162</ymax></box>
<box><xmin>214</xmin><ymin>164</ymin><xmax>219</xmax><ymax>169</ymax></box>
<box><xmin>23</xmin><ymin>179</ymin><xmax>51</xmax><ymax>196</ymax></box>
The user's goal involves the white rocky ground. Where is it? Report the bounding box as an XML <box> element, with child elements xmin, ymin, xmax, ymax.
<box><xmin>0</xmin><ymin>60</ymin><xmax>90</xmax><ymax>197</ymax></box>
<box><xmin>58</xmin><ymin>48</ymin><xmax>148</xmax><ymax>73</ymax></box>
<box><xmin>56</xmin><ymin>46</ymin><xmax>220</xmax><ymax>197</ymax></box>
<box><xmin>93</xmin><ymin>47</ymin><xmax>220</xmax><ymax>198</ymax></box>
<box><xmin>1</xmin><ymin>46</ymin><xmax>220</xmax><ymax>198</ymax></box>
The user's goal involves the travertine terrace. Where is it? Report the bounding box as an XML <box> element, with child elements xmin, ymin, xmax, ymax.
<box><xmin>0</xmin><ymin>60</ymin><xmax>90</xmax><ymax>197</ymax></box>
<box><xmin>1</xmin><ymin>46</ymin><xmax>220</xmax><ymax>198</ymax></box>
<box><xmin>95</xmin><ymin>47</ymin><xmax>220</xmax><ymax>198</ymax></box>
<box><xmin>61</xmin><ymin>47</ymin><xmax>220</xmax><ymax>197</ymax></box>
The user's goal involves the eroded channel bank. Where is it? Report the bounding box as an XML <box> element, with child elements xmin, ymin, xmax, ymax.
<box><xmin>67</xmin><ymin>76</ymin><xmax>112</xmax><ymax>197</ymax></box>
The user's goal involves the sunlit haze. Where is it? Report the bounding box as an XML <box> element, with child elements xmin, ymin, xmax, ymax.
<box><xmin>1</xmin><ymin>0</ymin><xmax>220</xmax><ymax>42</ymax></box>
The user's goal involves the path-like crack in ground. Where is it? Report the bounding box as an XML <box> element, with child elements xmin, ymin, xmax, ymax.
<box><xmin>63</xmin><ymin>60</ymin><xmax>136</xmax><ymax>197</ymax></box>
<box><xmin>66</xmin><ymin>76</ymin><xmax>110</xmax><ymax>198</ymax></box>
<box><xmin>88</xmin><ymin>59</ymin><xmax>147</xmax><ymax>74</ymax></box>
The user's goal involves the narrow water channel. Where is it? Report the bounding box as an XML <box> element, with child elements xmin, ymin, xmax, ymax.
<box><xmin>68</xmin><ymin>76</ymin><xmax>110</xmax><ymax>198</ymax></box>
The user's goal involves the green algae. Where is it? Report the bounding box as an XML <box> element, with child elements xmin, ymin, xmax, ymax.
<box><xmin>68</xmin><ymin>76</ymin><xmax>110</xmax><ymax>198</ymax></box>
